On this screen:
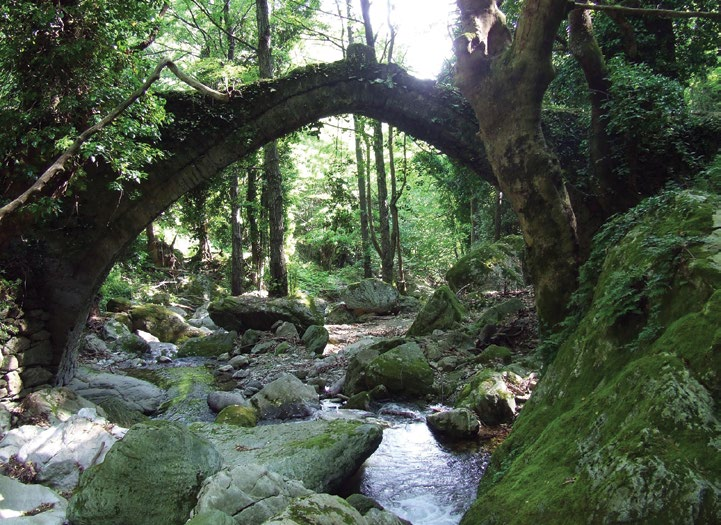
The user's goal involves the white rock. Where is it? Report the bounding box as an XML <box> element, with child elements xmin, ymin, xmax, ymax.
<box><xmin>68</xmin><ymin>367</ymin><xmax>166</xmax><ymax>414</ymax></box>
<box><xmin>0</xmin><ymin>474</ymin><xmax>68</xmax><ymax>524</ymax></box>
<box><xmin>15</xmin><ymin>409</ymin><xmax>127</xmax><ymax>491</ymax></box>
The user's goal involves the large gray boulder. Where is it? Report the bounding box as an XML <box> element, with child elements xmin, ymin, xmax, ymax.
<box><xmin>207</xmin><ymin>390</ymin><xmax>250</xmax><ymax>413</ymax></box>
<box><xmin>341</xmin><ymin>279</ymin><xmax>400</xmax><ymax>315</ymax></box>
<box><xmin>0</xmin><ymin>474</ymin><xmax>68</xmax><ymax>523</ymax></box>
<box><xmin>209</xmin><ymin>295</ymin><xmax>323</xmax><ymax>334</ymax></box>
<box><xmin>192</xmin><ymin>418</ymin><xmax>383</xmax><ymax>493</ymax></box>
<box><xmin>192</xmin><ymin>464</ymin><xmax>311</xmax><ymax>525</ymax></box>
<box><xmin>250</xmin><ymin>373</ymin><xmax>320</xmax><ymax>420</ymax></box>
<box><xmin>406</xmin><ymin>285</ymin><xmax>466</xmax><ymax>337</ymax></box>
<box><xmin>67</xmin><ymin>420</ymin><xmax>222</xmax><ymax>525</ymax></box>
<box><xmin>1</xmin><ymin>408</ymin><xmax>126</xmax><ymax>492</ymax></box>
<box><xmin>344</xmin><ymin>341</ymin><xmax>434</xmax><ymax>398</ymax></box>
<box><xmin>68</xmin><ymin>367</ymin><xmax>166</xmax><ymax>415</ymax></box>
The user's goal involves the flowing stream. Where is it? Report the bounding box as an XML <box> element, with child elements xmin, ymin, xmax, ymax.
<box><xmin>340</xmin><ymin>404</ymin><xmax>490</xmax><ymax>525</ymax></box>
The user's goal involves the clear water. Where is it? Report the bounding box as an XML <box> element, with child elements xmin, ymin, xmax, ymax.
<box><xmin>341</xmin><ymin>405</ymin><xmax>490</xmax><ymax>525</ymax></box>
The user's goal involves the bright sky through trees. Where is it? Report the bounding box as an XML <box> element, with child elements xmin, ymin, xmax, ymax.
<box><xmin>309</xmin><ymin>0</ymin><xmax>458</xmax><ymax>79</ymax></box>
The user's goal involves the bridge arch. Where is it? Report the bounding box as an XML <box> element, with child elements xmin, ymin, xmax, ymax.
<box><xmin>24</xmin><ymin>48</ymin><xmax>490</xmax><ymax>384</ymax></box>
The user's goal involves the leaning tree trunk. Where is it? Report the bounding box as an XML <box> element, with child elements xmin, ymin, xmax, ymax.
<box><xmin>454</xmin><ymin>0</ymin><xmax>580</xmax><ymax>329</ymax></box>
<box><xmin>257</xmin><ymin>0</ymin><xmax>287</xmax><ymax>297</ymax></box>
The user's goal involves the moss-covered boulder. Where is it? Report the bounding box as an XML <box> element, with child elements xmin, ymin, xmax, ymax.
<box><xmin>476</xmin><ymin>344</ymin><xmax>513</xmax><ymax>365</ymax></box>
<box><xmin>365</xmin><ymin>342</ymin><xmax>435</xmax><ymax>397</ymax></box>
<box><xmin>177</xmin><ymin>330</ymin><xmax>237</xmax><ymax>357</ymax></box>
<box><xmin>67</xmin><ymin>420</ymin><xmax>222</xmax><ymax>525</ymax></box>
<box><xmin>445</xmin><ymin>237</ymin><xmax>524</xmax><ymax>293</ymax></box>
<box><xmin>215</xmin><ymin>404</ymin><xmax>258</xmax><ymax>427</ymax></box>
<box><xmin>250</xmin><ymin>373</ymin><xmax>320</xmax><ymax>420</ymax></box>
<box><xmin>129</xmin><ymin>303</ymin><xmax>202</xmax><ymax>343</ymax></box>
<box><xmin>462</xmin><ymin>191</ymin><xmax>721</xmax><ymax>524</ymax></box>
<box><xmin>302</xmin><ymin>325</ymin><xmax>330</xmax><ymax>355</ymax></box>
<box><xmin>455</xmin><ymin>369</ymin><xmax>516</xmax><ymax>425</ymax></box>
<box><xmin>264</xmin><ymin>494</ymin><xmax>367</xmax><ymax>525</ymax></box>
<box><xmin>341</xmin><ymin>278</ymin><xmax>401</xmax><ymax>315</ymax></box>
<box><xmin>344</xmin><ymin>339</ymin><xmax>434</xmax><ymax>398</ymax></box>
<box><xmin>208</xmin><ymin>295</ymin><xmax>323</xmax><ymax>334</ymax></box>
<box><xmin>191</xmin><ymin>419</ymin><xmax>383</xmax><ymax>493</ymax></box>
<box><xmin>406</xmin><ymin>285</ymin><xmax>467</xmax><ymax>336</ymax></box>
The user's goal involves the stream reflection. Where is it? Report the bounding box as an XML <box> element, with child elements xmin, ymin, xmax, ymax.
<box><xmin>342</xmin><ymin>405</ymin><xmax>490</xmax><ymax>525</ymax></box>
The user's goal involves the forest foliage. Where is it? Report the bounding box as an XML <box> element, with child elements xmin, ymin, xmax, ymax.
<box><xmin>0</xmin><ymin>0</ymin><xmax>719</xmax><ymax>305</ymax></box>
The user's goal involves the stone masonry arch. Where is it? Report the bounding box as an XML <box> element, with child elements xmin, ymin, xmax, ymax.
<box><xmin>8</xmin><ymin>46</ymin><xmax>491</xmax><ymax>387</ymax></box>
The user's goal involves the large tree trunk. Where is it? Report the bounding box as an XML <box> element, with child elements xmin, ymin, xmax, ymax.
<box><xmin>256</xmin><ymin>0</ymin><xmax>287</xmax><ymax>297</ymax></box>
<box><xmin>454</xmin><ymin>0</ymin><xmax>580</xmax><ymax>329</ymax></box>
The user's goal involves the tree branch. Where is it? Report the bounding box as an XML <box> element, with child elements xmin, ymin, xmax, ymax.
<box><xmin>571</xmin><ymin>2</ymin><xmax>721</xmax><ymax>20</ymax></box>
<box><xmin>0</xmin><ymin>59</ymin><xmax>230</xmax><ymax>228</ymax></box>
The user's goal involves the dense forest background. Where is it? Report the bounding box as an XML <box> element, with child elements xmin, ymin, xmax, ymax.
<box><xmin>0</xmin><ymin>0</ymin><xmax>719</xmax><ymax>311</ymax></box>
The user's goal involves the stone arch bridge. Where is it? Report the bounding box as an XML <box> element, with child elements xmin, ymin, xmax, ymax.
<box><xmin>4</xmin><ymin>46</ymin><xmax>492</xmax><ymax>389</ymax></box>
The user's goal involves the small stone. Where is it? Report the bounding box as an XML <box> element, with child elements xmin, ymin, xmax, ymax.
<box><xmin>157</xmin><ymin>355</ymin><xmax>172</xmax><ymax>364</ymax></box>
<box><xmin>275</xmin><ymin>321</ymin><xmax>299</xmax><ymax>339</ymax></box>
<box><xmin>217</xmin><ymin>365</ymin><xmax>234</xmax><ymax>373</ymax></box>
<box><xmin>215</xmin><ymin>404</ymin><xmax>258</xmax><ymax>427</ymax></box>
<box><xmin>302</xmin><ymin>325</ymin><xmax>330</xmax><ymax>355</ymax></box>
<box><xmin>207</xmin><ymin>390</ymin><xmax>249</xmax><ymax>413</ymax></box>
<box><xmin>1</xmin><ymin>354</ymin><xmax>19</xmax><ymax>372</ymax></box>
<box><xmin>232</xmin><ymin>369</ymin><xmax>250</xmax><ymax>380</ymax></box>
<box><xmin>229</xmin><ymin>355</ymin><xmax>250</xmax><ymax>369</ymax></box>
<box><xmin>426</xmin><ymin>408</ymin><xmax>480</xmax><ymax>439</ymax></box>
<box><xmin>217</xmin><ymin>352</ymin><xmax>230</xmax><ymax>361</ymax></box>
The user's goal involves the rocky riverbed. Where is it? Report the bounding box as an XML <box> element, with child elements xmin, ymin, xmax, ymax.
<box><xmin>0</xmin><ymin>277</ymin><xmax>539</xmax><ymax>525</ymax></box>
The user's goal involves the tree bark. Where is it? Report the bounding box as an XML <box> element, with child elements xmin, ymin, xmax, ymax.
<box><xmin>246</xmin><ymin>166</ymin><xmax>262</xmax><ymax>289</ymax></box>
<box><xmin>454</xmin><ymin>0</ymin><xmax>580</xmax><ymax>329</ymax></box>
<box><xmin>347</xmin><ymin>0</ymin><xmax>372</xmax><ymax>278</ymax></box>
<box><xmin>256</xmin><ymin>0</ymin><xmax>288</xmax><ymax>297</ymax></box>
<box><xmin>230</xmin><ymin>171</ymin><xmax>244</xmax><ymax>295</ymax></box>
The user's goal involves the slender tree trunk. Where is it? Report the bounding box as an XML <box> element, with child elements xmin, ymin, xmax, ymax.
<box><xmin>256</xmin><ymin>0</ymin><xmax>287</xmax><ymax>297</ymax></box>
<box><xmin>391</xmin><ymin>129</ymin><xmax>407</xmax><ymax>294</ymax></box>
<box><xmin>354</xmin><ymin>117</ymin><xmax>373</xmax><ymax>277</ymax></box>
<box><xmin>246</xmin><ymin>167</ymin><xmax>262</xmax><ymax>289</ymax></box>
<box><xmin>373</xmin><ymin>121</ymin><xmax>393</xmax><ymax>283</ymax></box>
<box><xmin>360</xmin><ymin>0</ymin><xmax>393</xmax><ymax>283</ymax></box>
<box><xmin>347</xmin><ymin>0</ymin><xmax>372</xmax><ymax>277</ymax></box>
<box><xmin>230</xmin><ymin>171</ymin><xmax>244</xmax><ymax>295</ymax></box>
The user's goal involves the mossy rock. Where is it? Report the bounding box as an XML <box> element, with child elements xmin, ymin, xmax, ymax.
<box><xmin>96</xmin><ymin>397</ymin><xmax>148</xmax><ymax>428</ymax></box>
<box><xmin>462</xmin><ymin>191</ymin><xmax>721</xmax><ymax>524</ymax></box>
<box><xmin>340</xmin><ymin>278</ymin><xmax>401</xmax><ymax>315</ymax></box>
<box><xmin>186</xmin><ymin>510</ymin><xmax>236</xmax><ymax>525</ymax></box>
<box><xmin>130</xmin><ymin>303</ymin><xmax>202</xmax><ymax>343</ymax></box>
<box><xmin>406</xmin><ymin>285</ymin><xmax>467</xmax><ymax>337</ymax></box>
<box><xmin>365</xmin><ymin>342</ymin><xmax>435</xmax><ymax>397</ymax></box>
<box><xmin>302</xmin><ymin>325</ymin><xmax>330</xmax><ymax>355</ymax></box>
<box><xmin>455</xmin><ymin>369</ymin><xmax>516</xmax><ymax>425</ymax></box>
<box><xmin>445</xmin><ymin>237</ymin><xmax>524</xmax><ymax>293</ymax></box>
<box><xmin>264</xmin><ymin>493</ymin><xmax>366</xmax><ymax>525</ymax></box>
<box><xmin>177</xmin><ymin>330</ymin><xmax>237</xmax><ymax>358</ymax></box>
<box><xmin>67</xmin><ymin>420</ymin><xmax>222</xmax><ymax>525</ymax></box>
<box><xmin>215</xmin><ymin>404</ymin><xmax>258</xmax><ymax>427</ymax></box>
<box><xmin>476</xmin><ymin>344</ymin><xmax>513</xmax><ymax>365</ymax></box>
